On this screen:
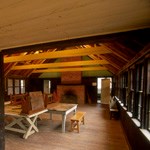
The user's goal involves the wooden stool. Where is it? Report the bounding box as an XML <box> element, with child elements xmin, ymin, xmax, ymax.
<box><xmin>70</xmin><ymin>111</ymin><xmax>86</xmax><ymax>133</ymax></box>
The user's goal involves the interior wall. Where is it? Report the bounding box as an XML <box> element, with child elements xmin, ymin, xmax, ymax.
<box><xmin>26</xmin><ymin>78</ymin><xmax>43</xmax><ymax>92</ymax></box>
<box><xmin>82</xmin><ymin>77</ymin><xmax>97</xmax><ymax>104</ymax></box>
<box><xmin>27</xmin><ymin>77</ymin><xmax>99</xmax><ymax>104</ymax></box>
<box><xmin>117</xmin><ymin>101</ymin><xmax>150</xmax><ymax>149</ymax></box>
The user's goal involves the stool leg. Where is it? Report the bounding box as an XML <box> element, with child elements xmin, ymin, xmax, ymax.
<box><xmin>77</xmin><ymin>121</ymin><xmax>79</xmax><ymax>133</ymax></box>
<box><xmin>82</xmin><ymin>117</ymin><xmax>85</xmax><ymax>125</ymax></box>
<box><xmin>70</xmin><ymin>120</ymin><xmax>73</xmax><ymax>131</ymax></box>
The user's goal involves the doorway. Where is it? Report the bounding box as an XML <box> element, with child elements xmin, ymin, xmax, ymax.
<box><xmin>97</xmin><ymin>77</ymin><xmax>112</xmax><ymax>103</ymax></box>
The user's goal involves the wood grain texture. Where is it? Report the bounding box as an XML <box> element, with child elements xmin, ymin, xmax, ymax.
<box><xmin>5</xmin><ymin>104</ymin><xmax>130</xmax><ymax>150</ymax></box>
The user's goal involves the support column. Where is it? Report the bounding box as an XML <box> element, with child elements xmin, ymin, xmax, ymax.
<box><xmin>0</xmin><ymin>51</ymin><xmax>5</xmax><ymax>150</ymax></box>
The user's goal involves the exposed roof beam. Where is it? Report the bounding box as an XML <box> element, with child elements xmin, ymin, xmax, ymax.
<box><xmin>4</xmin><ymin>47</ymin><xmax>111</xmax><ymax>63</ymax></box>
<box><xmin>88</xmin><ymin>54</ymin><xmax>116</xmax><ymax>74</ymax></box>
<box><xmin>119</xmin><ymin>43</ymin><xmax>150</xmax><ymax>73</ymax></box>
<box><xmin>32</xmin><ymin>66</ymin><xmax>107</xmax><ymax>73</ymax></box>
<box><xmin>102</xmin><ymin>44</ymin><xmax>129</xmax><ymax>62</ymax></box>
<box><xmin>11</xmin><ymin>60</ymin><xmax>109</xmax><ymax>70</ymax></box>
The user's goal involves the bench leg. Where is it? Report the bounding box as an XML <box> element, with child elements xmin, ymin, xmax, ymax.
<box><xmin>81</xmin><ymin>116</ymin><xmax>85</xmax><ymax>125</ymax></box>
<box><xmin>70</xmin><ymin>120</ymin><xmax>74</xmax><ymax>131</ymax></box>
<box><xmin>77</xmin><ymin>121</ymin><xmax>79</xmax><ymax>133</ymax></box>
<box><xmin>70</xmin><ymin>120</ymin><xmax>80</xmax><ymax>133</ymax></box>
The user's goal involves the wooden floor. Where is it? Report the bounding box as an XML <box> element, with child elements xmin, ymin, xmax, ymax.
<box><xmin>5</xmin><ymin>103</ymin><xmax>130</xmax><ymax>150</ymax></box>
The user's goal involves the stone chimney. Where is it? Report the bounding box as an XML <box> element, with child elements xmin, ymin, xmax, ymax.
<box><xmin>61</xmin><ymin>56</ymin><xmax>81</xmax><ymax>84</ymax></box>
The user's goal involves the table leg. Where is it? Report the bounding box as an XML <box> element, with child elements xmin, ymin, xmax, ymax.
<box><xmin>23</xmin><ymin>116</ymin><xmax>38</xmax><ymax>139</ymax></box>
<box><xmin>5</xmin><ymin>117</ymin><xmax>27</xmax><ymax>134</ymax></box>
<box><xmin>73</xmin><ymin>108</ymin><xmax>77</xmax><ymax>114</ymax></box>
<box><xmin>62</xmin><ymin>114</ymin><xmax>66</xmax><ymax>133</ymax></box>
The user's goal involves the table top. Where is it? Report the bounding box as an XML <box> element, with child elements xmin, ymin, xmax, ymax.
<box><xmin>5</xmin><ymin>103</ymin><xmax>48</xmax><ymax>117</ymax></box>
<box><xmin>47</xmin><ymin>103</ymin><xmax>77</xmax><ymax>112</ymax></box>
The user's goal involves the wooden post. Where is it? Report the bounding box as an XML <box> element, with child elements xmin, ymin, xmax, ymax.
<box><xmin>0</xmin><ymin>51</ymin><xmax>5</xmax><ymax>150</ymax></box>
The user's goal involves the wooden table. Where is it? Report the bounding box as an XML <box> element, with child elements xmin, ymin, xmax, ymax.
<box><xmin>5</xmin><ymin>103</ymin><xmax>48</xmax><ymax>139</ymax></box>
<box><xmin>47</xmin><ymin>103</ymin><xmax>78</xmax><ymax>133</ymax></box>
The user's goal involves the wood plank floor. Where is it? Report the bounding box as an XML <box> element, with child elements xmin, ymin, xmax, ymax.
<box><xmin>5</xmin><ymin>104</ymin><xmax>130</xmax><ymax>150</ymax></box>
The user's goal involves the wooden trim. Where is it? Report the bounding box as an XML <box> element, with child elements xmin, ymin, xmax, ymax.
<box><xmin>0</xmin><ymin>52</ymin><xmax>5</xmax><ymax>150</ymax></box>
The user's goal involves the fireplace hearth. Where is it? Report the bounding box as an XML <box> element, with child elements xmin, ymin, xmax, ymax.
<box><xmin>57</xmin><ymin>85</ymin><xmax>85</xmax><ymax>104</ymax></box>
<box><xmin>61</xmin><ymin>89</ymin><xmax>78</xmax><ymax>104</ymax></box>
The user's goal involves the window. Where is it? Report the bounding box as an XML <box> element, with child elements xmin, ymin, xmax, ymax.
<box><xmin>127</xmin><ymin>69</ymin><xmax>134</xmax><ymax>113</ymax></box>
<box><xmin>116</xmin><ymin>56</ymin><xmax>150</xmax><ymax>132</ymax></box>
<box><xmin>14</xmin><ymin>79</ymin><xmax>20</xmax><ymax>94</ymax></box>
<box><xmin>20</xmin><ymin>79</ymin><xmax>25</xmax><ymax>94</ymax></box>
<box><xmin>135</xmin><ymin>64</ymin><xmax>144</xmax><ymax>121</ymax></box>
<box><xmin>8</xmin><ymin>79</ymin><xmax>13</xmax><ymax>95</ymax></box>
<box><xmin>146</xmin><ymin>59</ymin><xmax>150</xmax><ymax>131</ymax></box>
<box><xmin>121</xmin><ymin>72</ymin><xmax>128</xmax><ymax>107</ymax></box>
<box><xmin>130</xmin><ymin>69</ymin><xmax>135</xmax><ymax>113</ymax></box>
<box><xmin>7</xmin><ymin>78</ymin><xmax>25</xmax><ymax>95</ymax></box>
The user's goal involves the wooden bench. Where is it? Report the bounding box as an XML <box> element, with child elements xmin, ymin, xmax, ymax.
<box><xmin>70</xmin><ymin>111</ymin><xmax>86</xmax><ymax>133</ymax></box>
<box><xmin>10</xmin><ymin>94</ymin><xmax>26</xmax><ymax>105</ymax></box>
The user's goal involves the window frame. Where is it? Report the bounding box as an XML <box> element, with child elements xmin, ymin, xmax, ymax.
<box><xmin>7</xmin><ymin>78</ymin><xmax>26</xmax><ymax>95</ymax></box>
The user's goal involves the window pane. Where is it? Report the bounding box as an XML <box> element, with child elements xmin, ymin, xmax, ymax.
<box><xmin>21</xmin><ymin>80</ymin><xmax>25</xmax><ymax>86</ymax></box>
<box><xmin>8</xmin><ymin>79</ymin><xmax>13</xmax><ymax>86</ymax></box>
<box><xmin>15</xmin><ymin>87</ymin><xmax>19</xmax><ymax>94</ymax></box>
<box><xmin>21</xmin><ymin>87</ymin><xmax>25</xmax><ymax>94</ymax></box>
<box><xmin>15</xmin><ymin>79</ymin><xmax>19</xmax><ymax>86</ymax></box>
<box><xmin>8</xmin><ymin>87</ymin><xmax>13</xmax><ymax>95</ymax></box>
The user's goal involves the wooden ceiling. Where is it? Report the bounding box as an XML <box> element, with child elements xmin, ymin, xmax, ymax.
<box><xmin>3</xmin><ymin>28</ymin><xmax>150</xmax><ymax>78</ymax></box>
<box><xmin>1</xmin><ymin>1</ymin><xmax>150</xmax><ymax>78</ymax></box>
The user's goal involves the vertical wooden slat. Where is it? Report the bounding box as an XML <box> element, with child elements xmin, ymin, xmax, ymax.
<box><xmin>0</xmin><ymin>52</ymin><xmax>5</xmax><ymax>150</ymax></box>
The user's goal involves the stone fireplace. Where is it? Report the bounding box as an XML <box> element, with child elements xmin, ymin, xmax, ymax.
<box><xmin>57</xmin><ymin>56</ymin><xmax>85</xmax><ymax>104</ymax></box>
<box><xmin>61</xmin><ymin>89</ymin><xmax>78</xmax><ymax>104</ymax></box>
<box><xmin>57</xmin><ymin>85</ymin><xmax>85</xmax><ymax>104</ymax></box>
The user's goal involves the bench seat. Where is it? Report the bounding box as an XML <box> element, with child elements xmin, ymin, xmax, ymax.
<box><xmin>70</xmin><ymin>111</ymin><xmax>86</xmax><ymax>133</ymax></box>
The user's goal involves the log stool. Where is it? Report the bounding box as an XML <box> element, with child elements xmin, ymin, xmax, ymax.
<box><xmin>70</xmin><ymin>111</ymin><xmax>86</xmax><ymax>133</ymax></box>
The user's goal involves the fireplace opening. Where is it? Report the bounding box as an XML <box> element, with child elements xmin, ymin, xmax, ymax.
<box><xmin>61</xmin><ymin>89</ymin><xmax>78</xmax><ymax>104</ymax></box>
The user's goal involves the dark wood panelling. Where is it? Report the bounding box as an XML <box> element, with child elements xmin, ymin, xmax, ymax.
<box><xmin>117</xmin><ymin>102</ymin><xmax>150</xmax><ymax>150</ymax></box>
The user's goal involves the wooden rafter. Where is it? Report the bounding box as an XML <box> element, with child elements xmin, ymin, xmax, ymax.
<box><xmin>32</xmin><ymin>66</ymin><xmax>107</xmax><ymax>73</ymax></box>
<box><xmin>88</xmin><ymin>54</ymin><xmax>116</xmax><ymax>74</ymax></box>
<box><xmin>11</xmin><ymin>60</ymin><xmax>109</xmax><ymax>70</ymax></box>
<box><xmin>4</xmin><ymin>47</ymin><xmax>111</xmax><ymax>63</ymax></box>
<box><xmin>103</xmin><ymin>42</ymin><xmax>134</xmax><ymax>62</ymax></box>
<box><xmin>97</xmin><ymin>54</ymin><xmax>123</xmax><ymax>70</ymax></box>
<box><xmin>4</xmin><ymin>62</ymin><xmax>18</xmax><ymax>76</ymax></box>
<box><xmin>119</xmin><ymin>43</ymin><xmax>150</xmax><ymax>73</ymax></box>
